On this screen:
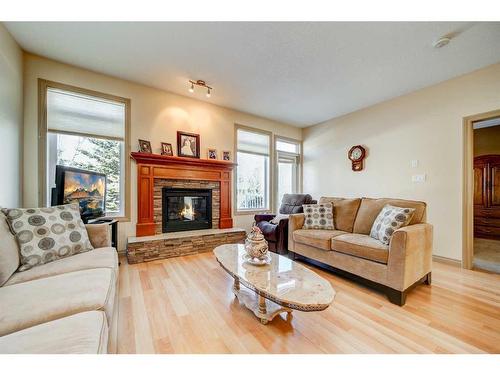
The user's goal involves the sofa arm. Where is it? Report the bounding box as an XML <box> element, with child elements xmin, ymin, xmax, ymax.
<box><xmin>388</xmin><ymin>223</ymin><xmax>433</xmax><ymax>291</ymax></box>
<box><xmin>254</xmin><ymin>214</ymin><xmax>276</xmax><ymax>223</ymax></box>
<box><xmin>287</xmin><ymin>214</ymin><xmax>305</xmax><ymax>252</ymax></box>
<box><xmin>86</xmin><ymin>223</ymin><xmax>112</xmax><ymax>249</ymax></box>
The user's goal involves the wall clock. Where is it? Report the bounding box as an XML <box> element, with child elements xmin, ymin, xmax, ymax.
<box><xmin>348</xmin><ymin>145</ymin><xmax>366</xmax><ymax>171</ymax></box>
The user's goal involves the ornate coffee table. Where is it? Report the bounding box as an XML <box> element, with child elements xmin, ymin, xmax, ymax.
<box><xmin>214</xmin><ymin>244</ymin><xmax>335</xmax><ymax>324</ymax></box>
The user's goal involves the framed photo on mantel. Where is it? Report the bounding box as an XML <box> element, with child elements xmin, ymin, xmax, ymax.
<box><xmin>177</xmin><ymin>131</ymin><xmax>200</xmax><ymax>158</ymax></box>
<box><xmin>161</xmin><ymin>142</ymin><xmax>173</xmax><ymax>156</ymax></box>
<box><xmin>208</xmin><ymin>148</ymin><xmax>218</xmax><ymax>160</ymax></box>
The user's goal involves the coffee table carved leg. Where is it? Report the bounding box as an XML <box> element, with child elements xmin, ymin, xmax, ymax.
<box><xmin>258</xmin><ymin>295</ymin><xmax>269</xmax><ymax>324</ymax></box>
<box><xmin>231</xmin><ymin>278</ymin><xmax>293</xmax><ymax>325</ymax></box>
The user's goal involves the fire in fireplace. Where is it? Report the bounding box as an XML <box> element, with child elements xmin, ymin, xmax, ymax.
<box><xmin>162</xmin><ymin>188</ymin><xmax>212</xmax><ymax>233</ymax></box>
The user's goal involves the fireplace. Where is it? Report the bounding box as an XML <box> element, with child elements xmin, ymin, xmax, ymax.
<box><xmin>162</xmin><ymin>188</ymin><xmax>212</xmax><ymax>233</ymax></box>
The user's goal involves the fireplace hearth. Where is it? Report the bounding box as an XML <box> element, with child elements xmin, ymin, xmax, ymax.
<box><xmin>162</xmin><ymin>188</ymin><xmax>212</xmax><ymax>233</ymax></box>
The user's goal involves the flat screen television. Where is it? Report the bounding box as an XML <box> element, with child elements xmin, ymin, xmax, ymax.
<box><xmin>52</xmin><ymin>165</ymin><xmax>106</xmax><ymax>222</ymax></box>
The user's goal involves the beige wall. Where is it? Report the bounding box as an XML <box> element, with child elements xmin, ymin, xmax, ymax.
<box><xmin>0</xmin><ymin>25</ymin><xmax>23</xmax><ymax>207</ymax></box>
<box><xmin>303</xmin><ymin>63</ymin><xmax>500</xmax><ymax>261</ymax></box>
<box><xmin>474</xmin><ymin>125</ymin><xmax>500</xmax><ymax>156</ymax></box>
<box><xmin>22</xmin><ymin>53</ymin><xmax>301</xmax><ymax>250</ymax></box>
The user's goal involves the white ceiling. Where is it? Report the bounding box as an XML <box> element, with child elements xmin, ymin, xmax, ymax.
<box><xmin>5</xmin><ymin>22</ymin><xmax>500</xmax><ymax>127</ymax></box>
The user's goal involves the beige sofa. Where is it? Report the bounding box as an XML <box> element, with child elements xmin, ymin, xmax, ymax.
<box><xmin>0</xmin><ymin>213</ymin><xmax>119</xmax><ymax>354</ymax></box>
<box><xmin>288</xmin><ymin>197</ymin><xmax>433</xmax><ymax>305</ymax></box>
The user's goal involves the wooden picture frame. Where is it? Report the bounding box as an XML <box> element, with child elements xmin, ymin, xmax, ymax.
<box><xmin>138</xmin><ymin>139</ymin><xmax>152</xmax><ymax>153</ymax></box>
<box><xmin>161</xmin><ymin>142</ymin><xmax>173</xmax><ymax>156</ymax></box>
<box><xmin>177</xmin><ymin>131</ymin><xmax>200</xmax><ymax>158</ymax></box>
<box><xmin>207</xmin><ymin>148</ymin><xmax>217</xmax><ymax>160</ymax></box>
<box><xmin>222</xmin><ymin>150</ymin><xmax>231</xmax><ymax>161</ymax></box>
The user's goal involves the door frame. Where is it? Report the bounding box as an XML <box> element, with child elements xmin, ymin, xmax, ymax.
<box><xmin>462</xmin><ymin>108</ymin><xmax>500</xmax><ymax>269</ymax></box>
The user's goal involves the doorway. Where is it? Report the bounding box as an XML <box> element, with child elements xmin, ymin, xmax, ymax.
<box><xmin>463</xmin><ymin>109</ymin><xmax>500</xmax><ymax>273</ymax></box>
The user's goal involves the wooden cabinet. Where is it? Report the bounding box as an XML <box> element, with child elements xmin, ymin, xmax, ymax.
<box><xmin>474</xmin><ymin>155</ymin><xmax>500</xmax><ymax>240</ymax></box>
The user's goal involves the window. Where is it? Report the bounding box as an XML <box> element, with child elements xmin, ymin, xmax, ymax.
<box><xmin>236</xmin><ymin>127</ymin><xmax>271</xmax><ymax>211</ymax></box>
<box><xmin>275</xmin><ymin>137</ymin><xmax>301</xmax><ymax>211</ymax></box>
<box><xmin>41</xmin><ymin>81</ymin><xmax>130</xmax><ymax>218</ymax></box>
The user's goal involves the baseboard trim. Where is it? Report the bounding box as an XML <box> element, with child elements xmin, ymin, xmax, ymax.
<box><xmin>433</xmin><ymin>255</ymin><xmax>462</xmax><ymax>267</ymax></box>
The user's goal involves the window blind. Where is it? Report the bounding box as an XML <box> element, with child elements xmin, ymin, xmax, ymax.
<box><xmin>47</xmin><ymin>88</ymin><xmax>125</xmax><ymax>140</ymax></box>
<box><xmin>237</xmin><ymin>128</ymin><xmax>270</xmax><ymax>155</ymax></box>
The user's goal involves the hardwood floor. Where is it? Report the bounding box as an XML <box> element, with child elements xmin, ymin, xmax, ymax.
<box><xmin>117</xmin><ymin>253</ymin><xmax>500</xmax><ymax>354</ymax></box>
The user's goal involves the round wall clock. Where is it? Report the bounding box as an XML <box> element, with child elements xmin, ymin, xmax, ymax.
<box><xmin>348</xmin><ymin>145</ymin><xmax>366</xmax><ymax>171</ymax></box>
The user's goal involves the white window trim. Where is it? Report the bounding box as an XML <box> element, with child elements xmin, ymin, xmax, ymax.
<box><xmin>38</xmin><ymin>79</ymin><xmax>131</xmax><ymax>221</ymax></box>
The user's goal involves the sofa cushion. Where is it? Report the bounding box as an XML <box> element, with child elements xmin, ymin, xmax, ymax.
<box><xmin>0</xmin><ymin>212</ymin><xmax>20</xmax><ymax>286</ymax></box>
<box><xmin>370</xmin><ymin>205</ymin><xmax>415</xmax><ymax>245</ymax></box>
<box><xmin>3</xmin><ymin>203</ymin><xmax>93</xmax><ymax>271</ymax></box>
<box><xmin>293</xmin><ymin>229</ymin><xmax>347</xmax><ymax>250</ymax></box>
<box><xmin>353</xmin><ymin>198</ymin><xmax>426</xmax><ymax>235</ymax></box>
<box><xmin>85</xmin><ymin>223</ymin><xmax>112</xmax><ymax>248</ymax></box>
<box><xmin>0</xmin><ymin>311</ymin><xmax>108</xmax><ymax>354</ymax></box>
<box><xmin>331</xmin><ymin>233</ymin><xmax>389</xmax><ymax>264</ymax></box>
<box><xmin>319</xmin><ymin>197</ymin><xmax>361</xmax><ymax>233</ymax></box>
<box><xmin>302</xmin><ymin>203</ymin><xmax>334</xmax><ymax>230</ymax></box>
<box><xmin>4</xmin><ymin>247</ymin><xmax>118</xmax><ymax>286</ymax></box>
<box><xmin>0</xmin><ymin>268</ymin><xmax>115</xmax><ymax>336</ymax></box>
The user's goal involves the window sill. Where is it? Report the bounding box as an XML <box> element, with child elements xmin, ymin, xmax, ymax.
<box><xmin>234</xmin><ymin>209</ymin><xmax>271</xmax><ymax>216</ymax></box>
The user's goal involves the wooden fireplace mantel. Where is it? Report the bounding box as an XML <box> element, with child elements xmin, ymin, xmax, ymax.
<box><xmin>131</xmin><ymin>152</ymin><xmax>236</xmax><ymax>237</ymax></box>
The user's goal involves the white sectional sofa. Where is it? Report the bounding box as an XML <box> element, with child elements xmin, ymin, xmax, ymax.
<box><xmin>0</xmin><ymin>212</ymin><xmax>119</xmax><ymax>354</ymax></box>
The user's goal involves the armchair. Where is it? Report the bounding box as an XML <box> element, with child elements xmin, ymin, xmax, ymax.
<box><xmin>254</xmin><ymin>194</ymin><xmax>316</xmax><ymax>254</ymax></box>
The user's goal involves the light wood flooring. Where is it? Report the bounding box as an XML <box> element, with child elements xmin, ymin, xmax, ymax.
<box><xmin>117</xmin><ymin>253</ymin><xmax>500</xmax><ymax>354</ymax></box>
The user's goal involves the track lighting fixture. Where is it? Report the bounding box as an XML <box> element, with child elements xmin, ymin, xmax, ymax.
<box><xmin>188</xmin><ymin>80</ymin><xmax>213</xmax><ymax>98</ymax></box>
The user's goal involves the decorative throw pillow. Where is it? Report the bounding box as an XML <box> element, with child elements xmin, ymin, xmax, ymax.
<box><xmin>270</xmin><ymin>214</ymin><xmax>289</xmax><ymax>225</ymax></box>
<box><xmin>3</xmin><ymin>203</ymin><xmax>94</xmax><ymax>271</ymax></box>
<box><xmin>370</xmin><ymin>204</ymin><xmax>415</xmax><ymax>245</ymax></box>
<box><xmin>302</xmin><ymin>203</ymin><xmax>334</xmax><ymax>230</ymax></box>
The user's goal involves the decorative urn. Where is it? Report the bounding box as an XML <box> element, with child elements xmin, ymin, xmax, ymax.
<box><xmin>244</xmin><ymin>225</ymin><xmax>269</xmax><ymax>259</ymax></box>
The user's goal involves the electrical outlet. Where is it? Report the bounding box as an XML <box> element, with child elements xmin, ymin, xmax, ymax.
<box><xmin>412</xmin><ymin>174</ymin><xmax>426</xmax><ymax>183</ymax></box>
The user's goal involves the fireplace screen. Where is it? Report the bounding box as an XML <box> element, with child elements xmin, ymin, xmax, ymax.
<box><xmin>162</xmin><ymin>188</ymin><xmax>212</xmax><ymax>233</ymax></box>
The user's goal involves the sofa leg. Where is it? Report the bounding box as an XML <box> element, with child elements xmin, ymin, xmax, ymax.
<box><xmin>288</xmin><ymin>251</ymin><xmax>295</xmax><ymax>260</ymax></box>
<box><xmin>387</xmin><ymin>289</ymin><xmax>407</xmax><ymax>306</ymax></box>
<box><xmin>424</xmin><ymin>272</ymin><xmax>432</xmax><ymax>285</ymax></box>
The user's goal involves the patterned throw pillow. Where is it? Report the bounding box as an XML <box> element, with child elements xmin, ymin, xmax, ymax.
<box><xmin>370</xmin><ymin>204</ymin><xmax>415</xmax><ymax>245</ymax></box>
<box><xmin>302</xmin><ymin>203</ymin><xmax>335</xmax><ymax>230</ymax></box>
<box><xmin>3</xmin><ymin>203</ymin><xmax>94</xmax><ymax>271</ymax></box>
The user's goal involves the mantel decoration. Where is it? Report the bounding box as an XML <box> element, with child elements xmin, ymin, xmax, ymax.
<box><xmin>244</xmin><ymin>225</ymin><xmax>270</xmax><ymax>265</ymax></box>
<box><xmin>138</xmin><ymin>139</ymin><xmax>152</xmax><ymax>153</ymax></box>
<box><xmin>208</xmin><ymin>149</ymin><xmax>217</xmax><ymax>160</ymax></box>
<box><xmin>161</xmin><ymin>142</ymin><xmax>173</xmax><ymax>156</ymax></box>
<box><xmin>177</xmin><ymin>131</ymin><xmax>200</xmax><ymax>159</ymax></box>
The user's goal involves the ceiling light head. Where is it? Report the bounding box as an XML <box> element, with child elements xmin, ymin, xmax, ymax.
<box><xmin>188</xmin><ymin>79</ymin><xmax>213</xmax><ymax>97</ymax></box>
<box><xmin>433</xmin><ymin>36</ymin><xmax>451</xmax><ymax>49</ymax></box>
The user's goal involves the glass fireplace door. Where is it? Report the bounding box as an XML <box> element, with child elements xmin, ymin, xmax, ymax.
<box><xmin>162</xmin><ymin>188</ymin><xmax>212</xmax><ymax>233</ymax></box>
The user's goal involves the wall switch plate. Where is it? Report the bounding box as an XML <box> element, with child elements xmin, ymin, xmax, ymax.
<box><xmin>410</xmin><ymin>160</ymin><xmax>419</xmax><ymax>168</ymax></box>
<box><xmin>412</xmin><ymin>174</ymin><xmax>426</xmax><ymax>183</ymax></box>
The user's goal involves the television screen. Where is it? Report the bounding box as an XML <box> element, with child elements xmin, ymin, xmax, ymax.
<box><xmin>60</xmin><ymin>168</ymin><xmax>106</xmax><ymax>220</ymax></box>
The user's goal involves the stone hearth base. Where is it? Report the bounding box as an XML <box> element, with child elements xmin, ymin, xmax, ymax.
<box><xmin>126</xmin><ymin>228</ymin><xmax>246</xmax><ymax>264</ymax></box>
